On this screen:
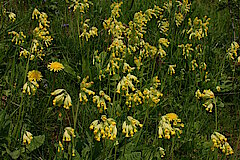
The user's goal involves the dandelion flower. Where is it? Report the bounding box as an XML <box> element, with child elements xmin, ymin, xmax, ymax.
<box><xmin>28</xmin><ymin>70</ymin><xmax>42</xmax><ymax>82</ymax></box>
<box><xmin>48</xmin><ymin>62</ymin><xmax>64</xmax><ymax>72</ymax></box>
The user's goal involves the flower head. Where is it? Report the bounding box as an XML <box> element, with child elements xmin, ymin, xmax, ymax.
<box><xmin>48</xmin><ymin>62</ymin><xmax>64</xmax><ymax>72</ymax></box>
<box><xmin>23</xmin><ymin>131</ymin><xmax>33</xmax><ymax>145</ymax></box>
<box><xmin>28</xmin><ymin>70</ymin><xmax>42</xmax><ymax>82</ymax></box>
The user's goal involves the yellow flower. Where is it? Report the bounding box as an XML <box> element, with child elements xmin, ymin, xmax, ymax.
<box><xmin>23</xmin><ymin>131</ymin><xmax>33</xmax><ymax>145</ymax></box>
<box><xmin>28</xmin><ymin>70</ymin><xmax>42</xmax><ymax>82</ymax></box>
<box><xmin>166</xmin><ymin>113</ymin><xmax>178</xmax><ymax>121</ymax></box>
<box><xmin>48</xmin><ymin>62</ymin><xmax>64</xmax><ymax>72</ymax></box>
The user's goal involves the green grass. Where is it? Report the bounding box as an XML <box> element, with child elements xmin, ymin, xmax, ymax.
<box><xmin>0</xmin><ymin>0</ymin><xmax>239</xmax><ymax>159</ymax></box>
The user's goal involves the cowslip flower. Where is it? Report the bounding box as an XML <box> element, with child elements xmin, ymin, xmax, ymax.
<box><xmin>90</xmin><ymin>115</ymin><xmax>117</xmax><ymax>141</ymax></box>
<box><xmin>158</xmin><ymin>113</ymin><xmax>184</xmax><ymax>139</ymax></box>
<box><xmin>51</xmin><ymin>89</ymin><xmax>72</xmax><ymax>109</ymax></box>
<box><xmin>211</xmin><ymin>132</ymin><xmax>234</xmax><ymax>155</ymax></box>
<box><xmin>23</xmin><ymin>131</ymin><xmax>33</xmax><ymax>145</ymax></box>
<box><xmin>22</xmin><ymin>81</ymin><xmax>39</xmax><ymax>95</ymax></box>
<box><xmin>122</xmin><ymin>116</ymin><xmax>143</xmax><ymax>138</ymax></box>
<box><xmin>48</xmin><ymin>62</ymin><xmax>64</xmax><ymax>72</ymax></box>
<box><xmin>62</xmin><ymin>127</ymin><xmax>76</xmax><ymax>142</ymax></box>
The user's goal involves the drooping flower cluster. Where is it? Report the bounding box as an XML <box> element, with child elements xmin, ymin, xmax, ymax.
<box><xmin>31</xmin><ymin>8</ymin><xmax>53</xmax><ymax>60</ymax></box>
<box><xmin>62</xmin><ymin>127</ymin><xmax>76</xmax><ymax>142</ymax></box>
<box><xmin>23</xmin><ymin>131</ymin><xmax>33</xmax><ymax>145</ymax></box>
<box><xmin>187</xmin><ymin>16</ymin><xmax>210</xmax><ymax>40</ymax></box>
<box><xmin>142</xmin><ymin>76</ymin><xmax>163</xmax><ymax>106</ymax></box>
<box><xmin>93</xmin><ymin>91</ymin><xmax>111</xmax><ymax>113</ymax></box>
<box><xmin>122</xmin><ymin>116</ymin><xmax>143</xmax><ymax>138</ymax></box>
<box><xmin>168</xmin><ymin>64</ymin><xmax>176</xmax><ymax>75</ymax></box>
<box><xmin>79</xmin><ymin>76</ymin><xmax>95</xmax><ymax>103</ymax></box>
<box><xmin>89</xmin><ymin>115</ymin><xmax>117</xmax><ymax>141</ymax></box>
<box><xmin>68</xmin><ymin>0</ymin><xmax>92</xmax><ymax>13</ymax></box>
<box><xmin>116</xmin><ymin>73</ymin><xmax>138</xmax><ymax>95</ymax></box>
<box><xmin>51</xmin><ymin>89</ymin><xmax>72</xmax><ymax>109</ymax></box>
<box><xmin>22</xmin><ymin>81</ymin><xmax>39</xmax><ymax>95</ymax></box>
<box><xmin>178</xmin><ymin>43</ymin><xmax>194</xmax><ymax>59</ymax></box>
<box><xmin>226</xmin><ymin>41</ymin><xmax>239</xmax><ymax>61</ymax></box>
<box><xmin>158</xmin><ymin>113</ymin><xmax>184</xmax><ymax>139</ymax></box>
<box><xmin>211</xmin><ymin>132</ymin><xmax>234</xmax><ymax>155</ymax></box>
<box><xmin>195</xmin><ymin>89</ymin><xmax>215</xmax><ymax>112</ymax></box>
<box><xmin>8</xmin><ymin>31</ymin><xmax>26</xmax><ymax>45</ymax></box>
<box><xmin>22</xmin><ymin>70</ymin><xmax>42</xmax><ymax>95</ymax></box>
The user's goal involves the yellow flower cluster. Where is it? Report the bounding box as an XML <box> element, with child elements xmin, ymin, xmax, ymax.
<box><xmin>22</xmin><ymin>81</ymin><xmax>39</xmax><ymax>95</ymax></box>
<box><xmin>124</xmin><ymin>76</ymin><xmax>162</xmax><ymax>108</ymax></box>
<box><xmin>158</xmin><ymin>113</ymin><xmax>184</xmax><ymax>139</ymax></box>
<box><xmin>8</xmin><ymin>31</ymin><xmax>26</xmax><ymax>45</ymax></box>
<box><xmin>23</xmin><ymin>131</ymin><xmax>33</xmax><ymax>145</ymax></box>
<box><xmin>79</xmin><ymin>76</ymin><xmax>95</xmax><ymax>103</ymax></box>
<box><xmin>62</xmin><ymin>127</ymin><xmax>76</xmax><ymax>142</ymax></box>
<box><xmin>122</xmin><ymin>116</ymin><xmax>143</xmax><ymax>137</ymax></box>
<box><xmin>89</xmin><ymin>115</ymin><xmax>117</xmax><ymax>141</ymax></box>
<box><xmin>174</xmin><ymin>0</ymin><xmax>191</xmax><ymax>27</ymax></box>
<box><xmin>158</xmin><ymin>19</ymin><xmax>169</xmax><ymax>36</ymax></box>
<box><xmin>79</xmin><ymin>19</ymin><xmax>98</xmax><ymax>41</ymax></box>
<box><xmin>187</xmin><ymin>16</ymin><xmax>210</xmax><ymax>40</ymax></box>
<box><xmin>226</xmin><ymin>41</ymin><xmax>239</xmax><ymax>61</ymax></box>
<box><xmin>191</xmin><ymin>59</ymin><xmax>198</xmax><ymax>71</ymax></box>
<box><xmin>68</xmin><ymin>0</ymin><xmax>92</xmax><ymax>13</ymax></box>
<box><xmin>57</xmin><ymin>141</ymin><xmax>64</xmax><ymax>153</ymax></box>
<box><xmin>116</xmin><ymin>73</ymin><xmax>138</xmax><ymax>94</ymax></box>
<box><xmin>211</xmin><ymin>132</ymin><xmax>234</xmax><ymax>155</ymax></box>
<box><xmin>178</xmin><ymin>43</ymin><xmax>194</xmax><ymax>59</ymax></box>
<box><xmin>31</xmin><ymin>8</ymin><xmax>53</xmax><ymax>60</ymax></box>
<box><xmin>168</xmin><ymin>64</ymin><xmax>176</xmax><ymax>75</ymax></box>
<box><xmin>51</xmin><ymin>89</ymin><xmax>72</xmax><ymax>109</ymax></box>
<box><xmin>93</xmin><ymin>91</ymin><xmax>111</xmax><ymax>113</ymax></box>
<box><xmin>195</xmin><ymin>89</ymin><xmax>215</xmax><ymax>112</ymax></box>
<box><xmin>8</xmin><ymin>12</ymin><xmax>16</xmax><ymax>22</ymax></box>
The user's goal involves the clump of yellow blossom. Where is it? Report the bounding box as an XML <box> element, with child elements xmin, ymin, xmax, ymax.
<box><xmin>23</xmin><ymin>131</ymin><xmax>33</xmax><ymax>145</ymax></box>
<box><xmin>62</xmin><ymin>127</ymin><xmax>76</xmax><ymax>142</ymax></box>
<box><xmin>89</xmin><ymin>115</ymin><xmax>117</xmax><ymax>141</ymax></box>
<box><xmin>28</xmin><ymin>70</ymin><xmax>42</xmax><ymax>82</ymax></box>
<box><xmin>48</xmin><ymin>62</ymin><xmax>64</xmax><ymax>72</ymax></box>
<box><xmin>158</xmin><ymin>113</ymin><xmax>184</xmax><ymax>139</ymax></box>
<box><xmin>226</xmin><ymin>41</ymin><xmax>239</xmax><ymax>60</ymax></box>
<box><xmin>116</xmin><ymin>73</ymin><xmax>138</xmax><ymax>95</ymax></box>
<box><xmin>187</xmin><ymin>16</ymin><xmax>210</xmax><ymax>40</ymax></box>
<box><xmin>93</xmin><ymin>91</ymin><xmax>111</xmax><ymax>113</ymax></box>
<box><xmin>79</xmin><ymin>76</ymin><xmax>95</xmax><ymax>103</ymax></box>
<box><xmin>195</xmin><ymin>89</ymin><xmax>215</xmax><ymax>112</ymax></box>
<box><xmin>8</xmin><ymin>31</ymin><xmax>26</xmax><ymax>45</ymax></box>
<box><xmin>168</xmin><ymin>64</ymin><xmax>176</xmax><ymax>75</ymax></box>
<box><xmin>122</xmin><ymin>116</ymin><xmax>143</xmax><ymax>138</ymax></box>
<box><xmin>51</xmin><ymin>89</ymin><xmax>72</xmax><ymax>109</ymax></box>
<box><xmin>22</xmin><ymin>81</ymin><xmax>39</xmax><ymax>95</ymax></box>
<box><xmin>57</xmin><ymin>141</ymin><xmax>64</xmax><ymax>153</ymax></box>
<box><xmin>211</xmin><ymin>132</ymin><xmax>234</xmax><ymax>155</ymax></box>
<box><xmin>8</xmin><ymin>12</ymin><xmax>16</xmax><ymax>22</ymax></box>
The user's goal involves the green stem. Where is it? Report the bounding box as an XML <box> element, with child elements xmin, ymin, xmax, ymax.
<box><xmin>214</xmin><ymin>98</ymin><xmax>217</xmax><ymax>130</ymax></box>
<box><xmin>12</xmin><ymin>55</ymin><xmax>30</xmax><ymax>140</ymax></box>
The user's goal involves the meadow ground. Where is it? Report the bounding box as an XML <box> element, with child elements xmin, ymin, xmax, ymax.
<box><xmin>0</xmin><ymin>0</ymin><xmax>240</xmax><ymax>159</ymax></box>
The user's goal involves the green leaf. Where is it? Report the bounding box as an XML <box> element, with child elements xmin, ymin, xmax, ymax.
<box><xmin>6</xmin><ymin>148</ymin><xmax>20</xmax><ymax>159</ymax></box>
<box><xmin>26</xmin><ymin>135</ymin><xmax>45</xmax><ymax>153</ymax></box>
<box><xmin>123</xmin><ymin>152</ymin><xmax>141</xmax><ymax>160</ymax></box>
